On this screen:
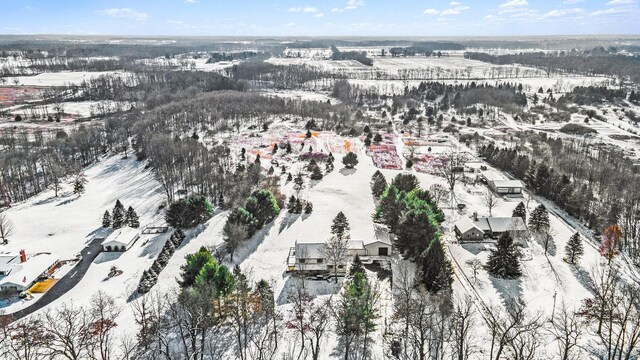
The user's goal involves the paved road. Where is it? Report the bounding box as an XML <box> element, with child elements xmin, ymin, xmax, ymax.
<box><xmin>4</xmin><ymin>238</ymin><xmax>103</xmax><ymax>321</ymax></box>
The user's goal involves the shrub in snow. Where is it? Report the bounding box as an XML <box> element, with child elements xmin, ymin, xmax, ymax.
<box><xmin>165</xmin><ymin>194</ymin><xmax>214</xmax><ymax>229</ymax></box>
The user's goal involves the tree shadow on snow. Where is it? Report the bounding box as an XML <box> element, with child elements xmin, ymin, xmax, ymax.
<box><xmin>139</xmin><ymin>232</ymin><xmax>173</xmax><ymax>259</ymax></box>
<box><xmin>489</xmin><ymin>276</ymin><xmax>523</xmax><ymax>305</ymax></box>
<box><xmin>279</xmin><ymin>213</ymin><xmax>300</xmax><ymax>234</ymax></box>
<box><xmin>461</xmin><ymin>242</ymin><xmax>488</xmax><ymax>256</ymax></box>
<box><xmin>568</xmin><ymin>263</ymin><xmax>592</xmax><ymax>294</ymax></box>
<box><xmin>94</xmin><ymin>251</ymin><xmax>122</xmax><ymax>264</ymax></box>
<box><xmin>339</xmin><ymin>168</ymin><xmax>356</xmax><ymax>176</ymax></box>
<box><xmin>231</xmin><ymin>220</ymin><xmax>276</xmax><ymax>266</ymax></box>
<box><xmin>276</xmin><ymin>274</ymin><xmax>341</xmax><ymax>306</ymax></box>
<box><xmin>56</xmin><ymin>196</ymin><xmax>80</xmax><ymax>207</ymax></box>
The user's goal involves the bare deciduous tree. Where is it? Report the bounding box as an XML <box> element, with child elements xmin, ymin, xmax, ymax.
<box><xmin>451</xmin><ymin>295</ymin><xmax>477</xmax><ymax>360</ymax></box>
<box><xmin>0</xmin><ymin>212</ymin><xmax>15</xmax><ymax>245</ymax></box>
<box><xmin>324</xmin><ymin>235</ymin><xmax>349</xmax><ymax>283</ymax></box>
<box><xmin>548</xmin><ymin>302</ymin><xmax>584</xmax><ymax>360</ymax></box>
<box><xmin>483</xmin><ymin>190</ymin><xmax>498</xmax><ymax>217</ymax></box>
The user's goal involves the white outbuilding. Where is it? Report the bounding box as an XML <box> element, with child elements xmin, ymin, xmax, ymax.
<box><xmin>102</xmin><ymin>227</ymin><xmax>140</xmax><ymax>252</ymax></box>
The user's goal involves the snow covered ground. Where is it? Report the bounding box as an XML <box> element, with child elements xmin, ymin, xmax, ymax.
<box><xmin>4</xmin><ymin>70</ymin><xmax>131</xmax><ymax>86</ymax></box>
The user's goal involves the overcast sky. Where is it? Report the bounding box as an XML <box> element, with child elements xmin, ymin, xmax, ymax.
<box><xmin>1</xmin><ymin>0</ymin><xmax>638</xmax><ymax>36</ymax></box>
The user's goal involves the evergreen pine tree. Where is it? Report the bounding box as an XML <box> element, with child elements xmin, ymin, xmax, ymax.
<box><xmin>126</xmin><ymin>206</ymin><xmax>140</xmax><ymax>228</ymax></box>
<box><xmin>349</xmin><ymin>254</ymin><xmax>365</xmax><ymax>277</ymax></box>
<box><xmin>73</xmin><ymin>176</ymin><xmax>86</xmax><ymax>195</ymax></box>
<box><xmin>419</xmin><ymin>239</ymin><xmax>454</xmax><ymax>293</ymax></box>
<box><xmin>286</xmin><ymin>142</ymin><xmax>292</xmax><ymax>154</ymax></box>
<box><xmin>370</xmin><ymin>170</ymin><xmax>388</xmax><ymax>198</ymax></box>
<box><xmin>287</xmin><ymin>173</ymin><xmax>293</xmax><ymax>182</ymax></box>
<box><xmin>102</xmin><ymin>210</ymin><xmax>111</xmax><ymax>228</ymax></box>
<box><xmin>486</xmin><ymin>232</ymin><xmax>521</xmax><ymax>279</ymax></box>
<box><xmin>304</xmin><ymin>202</ymin><xmax>313</xmax><ymax>214</ymax></box>
<box><xmin>512</xmin><ymin>201</ymin><xmax>527</xmax><ymax>222</ymax></box>
<box><xmin>294</xmin><ymin>172</ymin><xmax>305</xmax><ymax>190</ymax></box>
<box><xmin>287</xmin><ymin>195</ymin><xmax>297</xmax><ymax>213</ymax></box>
<box><xmin>376</xmin><ymin>186</ymin><xmax>403</xmax><ymax>233</ymax></box>
<box><xmin>564</xmin><ymin>232</ymin><xmax>584</xmax><ymax>264</ymax></box>
<box><xmin>112</xmin><ymin>200</ymin><xmax>125</xmax><ymax>229</ymax></box>
<box><xmin>342</xmin><ymin>152</ymin><xmax>359</xmax><ymax>169</ymax></box>
<box><xmin>272</xmin><ymin>143</ymin><xmax>279</xmax><ymax>154</ymax></box>
<box><xmin>331</xmin><ymin>211</ymin><xmax>350</xmax><ymax>240</ymax></box>
<box><xmin>294</xmin><ymin>198</ymin><xmax>303</xmax><ymax>214</ymax></box>
<box><xmin>528</xmin><ymin>204</ymin><xmax>550</xmax><ymax>232</ymax></box>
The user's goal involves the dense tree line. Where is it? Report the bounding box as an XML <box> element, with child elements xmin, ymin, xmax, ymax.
<box><xmin>0</xmin><ymin>124</ymin><xmax>107</xmax><ymax>203</ymax></box>
<box><xmin>465</xmin><ymin>51</ymin><xmax>640</xmax><ymax>84</ymax></box>
<box><xmin>330</xmin><ymin>46</ymin><xmax>373</xmax><ymax>66</ymax></box>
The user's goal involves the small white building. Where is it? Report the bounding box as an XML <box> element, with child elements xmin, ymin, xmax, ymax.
<box><xmin>102</xmin><ymin>227</ymin><xmax>140</xmax><ymax>252</ymax></box>
<box><xmin>0</xmin><ymin>253</ymin><xmax>59</xmax><ymax>293</ymax></box>
<box><xmin>489</xmin><ymin>179</ymin><xmax>524</xmax><ymax>195</ymax></box>
<box><xmin>481</xmin><ymin>170</ymin><xmax>524</xmax><ymax>195</ymax></box>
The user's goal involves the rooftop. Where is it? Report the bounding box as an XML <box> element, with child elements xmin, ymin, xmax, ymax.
<box><xmin>0</xmin><ymin>253</ymin><xmax>58</xmax><ymax>288</ymax></box>
<box><xmin>101</xmin><ymin>227</ymin><xmax>140</xmax><ymax>247</ymax></box>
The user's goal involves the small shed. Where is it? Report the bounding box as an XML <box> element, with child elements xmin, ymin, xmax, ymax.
<box><xmin>102</xmin><ymin>227</ymin><xmax>140</xmax><ymax>252</ymax></box>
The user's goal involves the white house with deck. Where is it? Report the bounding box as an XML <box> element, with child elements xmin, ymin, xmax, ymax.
<box><xmin>287</xmin><ymin>225</ymin><xmax>393</xmax><ymax>274</ymax></box>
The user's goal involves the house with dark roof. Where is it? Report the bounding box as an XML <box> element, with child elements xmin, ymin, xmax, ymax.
<box><xmin>454</xmin><ymin>215</ymin><xmax>527</xmax><ymax>241</ymax></box>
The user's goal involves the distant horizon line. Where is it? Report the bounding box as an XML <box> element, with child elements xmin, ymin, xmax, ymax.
<box><xmin>0</xmin><ymin>33</ymin><xmax>639</xmax><ymax>40</ymax></box>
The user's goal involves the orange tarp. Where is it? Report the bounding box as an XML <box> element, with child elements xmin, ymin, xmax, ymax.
<box><xmin>344</xmin><ymin>140</ymin><xmax>351</xmax><ymax>152</ymax></box>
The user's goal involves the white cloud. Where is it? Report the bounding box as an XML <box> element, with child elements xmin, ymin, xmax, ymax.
<box><xmin>331</xmin><ymin>8</ymin><xmax>343</xmax><ymax>13</ymax></box>
<box><xmin>543</xmin><ymin>8</ymin><xmax>585</xmax><ymax>17</ymax></box>
<box><xmin>606</xmin><ymin>0</ymin><xmax>635</xmax><ymax>5</ymax></box>
<box><xmin>563</xmin><ymin>0</ymin><xmax>584</xmax><ymax>3</ymax></box>
<box><xmin>184</xmin><ymin>0</ymin><xmax>199</xmax><ymax>3</ymax></box>
<box><xmin>499</xmin><ymin>0</ymin><xmax>528</xmax><ymax>8</ymax></box>
<box><xmin>345</xmin><ymin>0</ymin><xmax>365</xmax><ymax>10</ymax></box>
<box><xmin>289</xmin><ymin>6</ymin><xmax>318</xmax><ymax>13</ymax></box>
<box><xmin>590</xmin><ymin>6</ymin><xmax>629</xmax><ymax>15</ymax></box>
<box><xmin>97</xmin><ymin>8</ymin><xmax>149</xmax><ymax>22</ymax></box>
<box><xmin>314</xmin><ymin>13</ymin><xmax>325</xmax><ymax>18</ymax></box>
<box><xmin>441</xmin><ymin>9</ymin><xmax>462</xmax><ymax>15</ymax></box>
<box><xmin>423</xmin><ymin>2</ymin><xmax>469</xmax><ymax>16</ymax></box>
<box><xmin>286</xmin><ymin>22</ymin><xmax>296</xmax><ymax>27</ymax></box>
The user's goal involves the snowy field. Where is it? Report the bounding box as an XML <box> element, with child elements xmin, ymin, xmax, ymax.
<box><xmin>260</xmin><ymin>89</ymin><xmax>339</xmax><ymax>104</ymax></box>
<box><xmin>4</xmin><ymin>70</ymin><xmax>131</xmax><ymax>86</ymax></box>
<box><xmin>5</xmin><ymin>100</ymin><xmax>132</xmax><ymax>119</ymax></box>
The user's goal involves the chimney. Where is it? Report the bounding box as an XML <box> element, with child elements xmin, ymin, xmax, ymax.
<box><xmin>19</xmin><ymin>249</ymin><xmax>26</xmax><ymax>263</ymax></box>
<box><xmin>473</xmin><ymin>212</ymin><xmax>478</xmax><ymax>222</ymax></box>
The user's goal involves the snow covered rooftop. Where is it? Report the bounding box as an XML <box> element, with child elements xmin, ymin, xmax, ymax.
<box><xmin>101</xmin><ymin>227</ymin><xmax>140</xmax><ymax>248</ymax></box>
<box><xmin>485</xmin><ymin>217</ymin><xmax>527</xmax><ymax>233</ymax></box>
<box><xmin>490</xmin><ymin>180</ymin><xmax>524</xmax><ymax>188</ymax></box>
<box><xmin>0</xmin><ymin>253</ymin><xmax>58</xmax><ymax>289</ymax></box>
<box><xmin>454</xmin><ymin>216</ymin><xmax>484</xmax><ymax>233</ymax></box>
<box><xmin>481</xmin><ymin>170</ymin><xmax>507</xmax><ymax>182</ymax></box>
